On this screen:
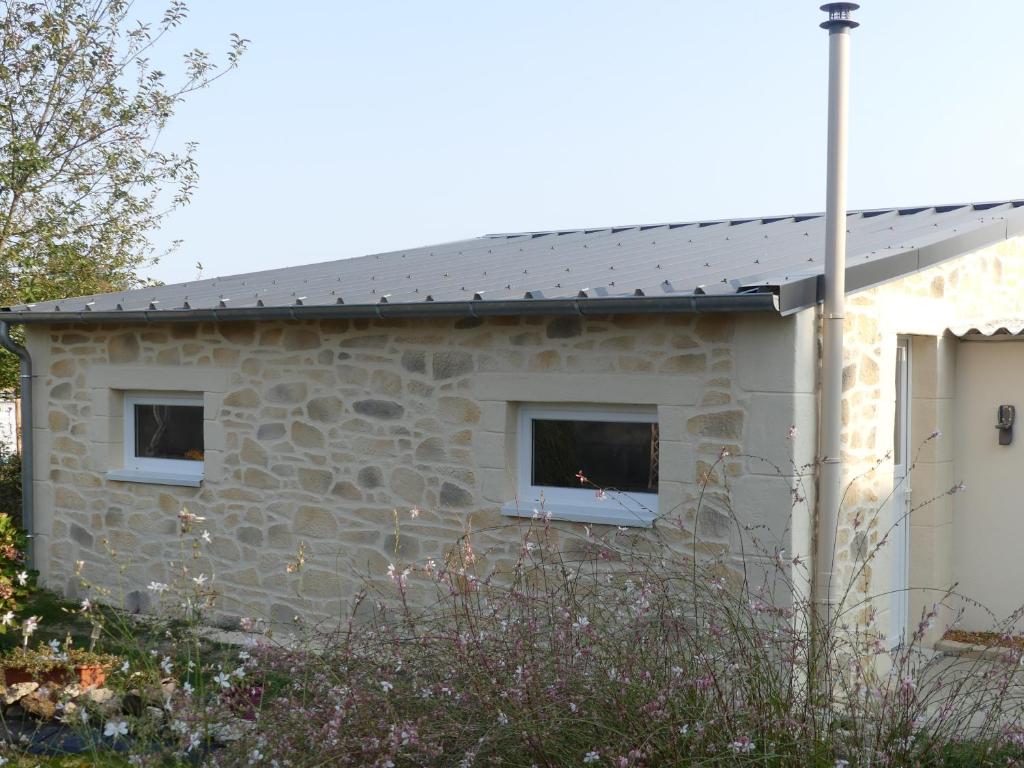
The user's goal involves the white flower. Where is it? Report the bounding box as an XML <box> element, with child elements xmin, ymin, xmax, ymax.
<box><xmin>160</xmin><ymin>656</ymin><xmax>173</xmax><ymax>675</ymax></box>
<box><xmin>81</xmin><ymin>598</ymin><xmax>92</xmax><ymax>612</ymax></box>
<box><xmin>16</xmin><ymin>571</ymin><xmax>27</xmax><ymax>586</ymax></box>
<box><xmin>497</xmin><ymin>711</ymin><xmax>509</xmax><ymax>726</ymax></box>
<box><xmin>22</xmin><ymin>615</ymin><xmax>39</xmax><ymax>637</ymax></box>
<box><xmin>380</xmin><ymin>680</ymin><xmax>394</xmax><ymax>693</ymax></box>
<box><xmin>188</xmin><ymin>731</ymin><xmax>202</xmax><ymax>751</ymax></box>
<box><xmin>238</xmin><ymin>650</ymin><xmax>250</xmax><ymax>661</ymax></box>
<box><xmin>729</xmin><ymin>737</ymin><xmax>755</xmax><ymax>754</ymax></box>
<box><xmin>583</xmin><ymin>751</ymin><xmax>600</xmax><ymax>764</ymax></box>
<box><xmin>120</xmin><ymin>660</ymin><xmax>130</xmax><ymax>673</ymax></box>
<box><xmin>232</xmin><ymin>666</ymin><xmax>246</xmax><ymax>679</ymax></box>
<box><xmin>572</xmin><ymin>615</ymin><xmax>590</xmax><ymax>631</ymax></box>
<box><xmin>213</xmin><ymin>671</ymin><xmax>232</xmax><ymax>689</ymax></box>
<box><xmin>201</xmin><ymin>530</ymin><xmax>212</xmax><ymax>543</ymax></box>
<box><xmin>0</xmin><ymin>611</ymin><xmax>13</xmax><ymax>627</ymax></box>
<box><xmin>249</xmin><ymin>748</ymin><xmax>263</xmax><ymax>765</ymax></box>
<box><xmin>192</xmin><ymin>574</ymin><xmax>208</xmax><ymax>586</ymax></box>
<box><xmin>410</xmin><ymin>507</ymin><xmax>420</xmax><ymax>519</ymax></box>
<box><xmin>48</xmin><ymin>638</ymin><xmax>61</xmax><ymax>654</ymax></box>
<box><xmin>182</xmin><ymin>681</ymin><xmax>194</xmax><ymax>696</ymax></box>
<box><xmin>835</xmin><ymin>761</ymin><xmax>850</xmax><ymax>768</ymax></box>
<box><xmin>104</xmin><ymin>718</ymin><xmax>129</xmax><ymax>739</ymax></box>
<box><xmin>79</xmin><ymin>708</ymin><xmax>88</xmax><ymax>724</ymax></box>
<box><xmin>147</xmin><ymin>581</ymin><xmax>169</xmax><ymax>594</ymax></box>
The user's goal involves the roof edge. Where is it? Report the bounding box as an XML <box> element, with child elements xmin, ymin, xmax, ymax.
<box><xmin>1</xmin><ymin>293</ymin><xmax>780</xmax><ymax>325</ymax></box>
<box><xmin>777</xmin><ymin>210</ymin><xmax>1024</xmax><ymax>315</ymax></box>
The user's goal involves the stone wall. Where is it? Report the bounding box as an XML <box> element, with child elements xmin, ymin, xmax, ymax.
<box><xmin>837</xmin><ymin>237</ymin><xmax>1024</xmax><ymax>642</ymax></box>
<box><xmin>26</xmin><ymin>311</ymin><xmax>811</xmax><ymax>626</ymax></box>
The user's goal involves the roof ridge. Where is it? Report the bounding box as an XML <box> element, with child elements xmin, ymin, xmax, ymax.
<box><xmin>483</xmin><ymin>199</ymin><xmax>1024</xmax><ymax>239</ymax></box>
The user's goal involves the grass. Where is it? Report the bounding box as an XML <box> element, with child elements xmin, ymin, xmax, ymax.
<box><xmin>3</xmin><ymin>757</ymin><xmax>135</xmax><ymax>767</ymax></box>
<box><xmin>0</xmin><ymin>590</ymin><xmax>86</xmax><ymax>653</ymax></box>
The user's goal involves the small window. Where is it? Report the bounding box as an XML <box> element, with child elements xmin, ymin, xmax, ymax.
<box><xmin>510</xmin><ymin>405</ymin><xmax>659</xmax><ymax>527</ymax></box>
<box><xmin>122</xmin><ymin>393</ymin><xmax>205</xmax><ymax>482</ymax></box>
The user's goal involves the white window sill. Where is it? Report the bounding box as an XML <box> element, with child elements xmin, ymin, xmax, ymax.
<box><xmin>106</xmin><ymin>469</ymin><xmax>203</xmax><ymax>488</ymax></box>
<box><xmin>500</xmin><ymin>501</ymin><xmax>655</xmax><ymax>528</ymax></box>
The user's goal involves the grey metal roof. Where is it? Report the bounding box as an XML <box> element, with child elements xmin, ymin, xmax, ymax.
<box><xmin>5</xmin><ymin>200</ymin><xmax>1024</xmax><ymax>323</ymax></box>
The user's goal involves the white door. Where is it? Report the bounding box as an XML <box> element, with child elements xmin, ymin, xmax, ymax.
<box><xmin>891</xmin><ymin>338</ymin><xmax>911</xmax><ymax>643</ymax></box>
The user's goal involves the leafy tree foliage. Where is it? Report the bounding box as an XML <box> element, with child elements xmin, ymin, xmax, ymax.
<box><xmin>0</xmin><ymin>0</ymin><xmax>246</xmax><ymax>389</ymax></box>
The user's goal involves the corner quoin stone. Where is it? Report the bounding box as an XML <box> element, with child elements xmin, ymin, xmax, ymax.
<box><xmin>687</xmin><ymin>410</ymin><xmax>744</xmax><ymax>440</ymax></box>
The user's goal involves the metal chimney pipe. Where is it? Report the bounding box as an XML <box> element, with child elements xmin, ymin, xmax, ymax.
<box><xmin>815</xmin><ymin>2</ymin><xmax>858</xmax><ymax>622</ymax></box>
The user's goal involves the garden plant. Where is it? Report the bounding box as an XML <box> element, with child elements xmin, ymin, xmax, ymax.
<box><xmin>0</xmin><ymin>434</ymin><xmax>1019</xmax><ymax>766</ymax></box>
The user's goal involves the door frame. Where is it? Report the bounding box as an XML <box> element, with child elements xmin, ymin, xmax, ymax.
<box><xmin>891</xmin><ymin>336</ymin><xmax>912</xmax><ymax>643</ymax></box>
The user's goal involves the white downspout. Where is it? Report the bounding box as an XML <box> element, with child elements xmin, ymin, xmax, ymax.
<box><xmin>815</xmin><ymin>2</ymin><xmax>858</xmax><ymax>623</ymax></box>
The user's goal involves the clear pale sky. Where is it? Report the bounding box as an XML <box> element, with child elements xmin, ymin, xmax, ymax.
<box><xmin>144</xmin><ymin>1</ymin><xmax>1024</xmax><ymax>285</ymax></box>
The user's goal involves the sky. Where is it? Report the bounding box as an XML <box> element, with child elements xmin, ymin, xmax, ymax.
<box><xmin>143</xmin><ymin>1</ymin><xmax>1024</xmax><ymax>285</ymax></box>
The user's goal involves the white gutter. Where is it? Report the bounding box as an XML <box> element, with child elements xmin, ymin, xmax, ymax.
<box><xmin>815</xmin><ymin>3</ymin><xmax>858</xmax><ymax>622</ymax></box>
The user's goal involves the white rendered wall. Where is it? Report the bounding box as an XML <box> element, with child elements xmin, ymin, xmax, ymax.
<box><xmin>953</xmin><ymin>340</ymin><xmax>1024</xmax><ymax>629</ymax></box>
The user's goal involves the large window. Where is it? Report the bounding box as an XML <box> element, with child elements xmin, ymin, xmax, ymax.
<box><xmin>514</xmin><ymin>405</ymin><xmax>659</xmax><ymax>527</ymax></box>
<box><xmin>122</xmin><ymin>393</ymin><xmax>205</xmax><ymax>483</ymax></box>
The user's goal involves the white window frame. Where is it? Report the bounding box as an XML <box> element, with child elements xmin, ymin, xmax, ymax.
<box><xmin>503</xmin><ymin>404</ymin><xmax>659</xmax><ymax>528</ymax></box>
<box><xmin>112</xmin><ymin>392</ymin><xmax>205</xmax><ymax>486</ymax></box>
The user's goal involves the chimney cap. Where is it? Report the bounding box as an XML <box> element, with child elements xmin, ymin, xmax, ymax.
<box><xmin>820</xmin><ymin>2</ymin><xmax>860</xmax><ymax>30</ymax></box>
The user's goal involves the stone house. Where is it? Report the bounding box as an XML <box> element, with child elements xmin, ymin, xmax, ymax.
<box><xmin>3</xmin><ymin>200</ymin><xmax>1024</xmax><ymax>640</ymax></box>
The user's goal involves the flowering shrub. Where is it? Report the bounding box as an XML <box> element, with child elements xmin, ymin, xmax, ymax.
<box><xmin>9</xmin><ymin>438</ymin><xmax>1024</xmax><ymax>767</ymax></box>
<box><xmin>0</xmin><ymin>508</ymin><xmax>32</xmax><ymax>631</ymax></box>
<box><xmin>193</xmin><ymin>458</ymin><xmax>1023</xmax><ymax>767</ymax></box>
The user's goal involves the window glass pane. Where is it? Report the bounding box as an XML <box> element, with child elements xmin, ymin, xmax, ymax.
<box><xmin>532</xmin><ymin>418</ymin><xmax>658</xmax><ymax>493</ymax></box>
<box><xmin>134</xmin><ymin>404</ymin><xmax>204</xmax><ymax>461</ymax></box>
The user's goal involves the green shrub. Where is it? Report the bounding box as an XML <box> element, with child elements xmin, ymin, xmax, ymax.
<box><xmin>0</xmin><ymin>445</ymin><xmax>21</xmax><ymax>524</ymax></box>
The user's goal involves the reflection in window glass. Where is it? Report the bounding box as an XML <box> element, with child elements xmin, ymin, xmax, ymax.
<box><xmin>532</xmin><ymin>419</ymin><xmax>658</xmax><ymax>493</ymax></box>
<box><xmin>134</xmin><ymin>404</ymin><xmax>204</xmax><ymax>461</ymax></box>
